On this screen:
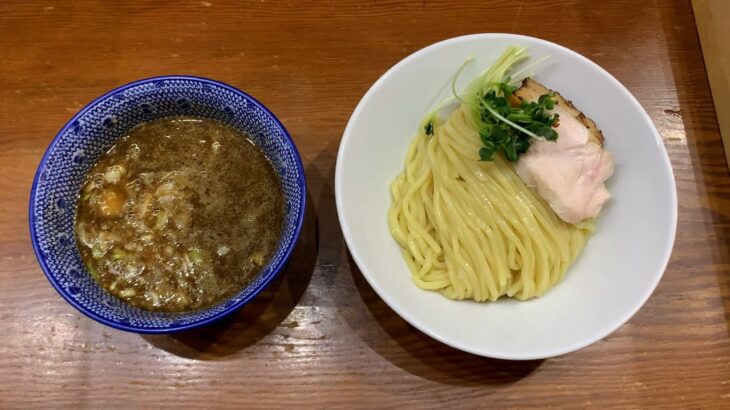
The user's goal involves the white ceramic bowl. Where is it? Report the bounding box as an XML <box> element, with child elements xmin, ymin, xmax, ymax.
<box><xmin>335</xmin><ymin>34</ymin><xmax>677</xmax><ymax>360</ymax></box>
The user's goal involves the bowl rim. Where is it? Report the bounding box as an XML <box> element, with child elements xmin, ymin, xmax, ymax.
<box><xmin>335</xmin><ymin>33</ymin><xmax>678</xmax><ymax>359</ymax></box>
<box><xmin>29</xmin><ymin>75</ymin><xmax>307</xmax><ymax>334</ymax></box>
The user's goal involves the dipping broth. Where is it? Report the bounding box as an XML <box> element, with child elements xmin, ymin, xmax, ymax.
<box><xmin>75</xmin><ymin>117</ymin><xmax>284</xmax><ymax>312</ymax></box>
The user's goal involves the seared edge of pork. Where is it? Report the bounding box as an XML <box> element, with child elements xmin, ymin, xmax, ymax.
<box><xmin>511</xmin><ymin>78</ymin><xmax>605</xmax><ymax>146</ymax></box>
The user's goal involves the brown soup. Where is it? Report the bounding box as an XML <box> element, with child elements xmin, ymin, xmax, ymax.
<box><xmin>75</xmin><ymin>116</ymin><xmax>284</xmax><ymax>312</ymax></box>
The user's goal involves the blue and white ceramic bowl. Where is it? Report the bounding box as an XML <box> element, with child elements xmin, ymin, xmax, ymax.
<box><xmin>29</xmin><ymin>76</ymin><xmax>306</xmax><ymax>333</ymax></box>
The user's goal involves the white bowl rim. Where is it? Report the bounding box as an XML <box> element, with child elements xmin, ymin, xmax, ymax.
<box><xmin>335</xmin><ymin>33</ymin><xmax>677</xmax><ymax>360</ymax></box>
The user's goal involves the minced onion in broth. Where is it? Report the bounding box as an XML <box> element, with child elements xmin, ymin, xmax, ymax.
<box><xmin>75</xmin><ymin>116</ymin><xmax>284</xmax><ymax>312</ymax></box>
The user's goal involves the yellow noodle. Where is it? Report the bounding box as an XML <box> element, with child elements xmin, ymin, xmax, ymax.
<box><xmin>388</xmin><ymin>105</ymin><xmax>593</xmax><ymax>301</ymax></box>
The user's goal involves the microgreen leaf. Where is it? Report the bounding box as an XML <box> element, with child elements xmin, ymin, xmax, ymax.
<box><xmin>424</xmin><ymin>120</ymin><xmax>434</xmax><ymax>136</ymax></box>
<box><xmin>479</xmin><ymin>147</ymin><xmax>496</xmax><ymax>161</ymax></box>
<box><xmin>476</xmin><ymin>81</ymin><xmax>560</xmax><ymax>161</ymax></box>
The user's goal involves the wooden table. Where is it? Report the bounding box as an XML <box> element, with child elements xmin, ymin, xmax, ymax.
<box><xmin>1</xmin><ymin>1</ymin><xmax>728</xmax><ymax>408</ymax></box>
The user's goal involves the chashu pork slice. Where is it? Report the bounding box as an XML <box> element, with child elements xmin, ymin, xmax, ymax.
<box><xmin>511</xmin><ymin>78</ymin><xmax>614</xmax><ymax>224</ymax></box>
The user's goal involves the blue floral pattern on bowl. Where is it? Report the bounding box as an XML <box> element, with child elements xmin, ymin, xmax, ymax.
<box><xmin>29</xmin><ymin>76</ymin><xmax>306</xmax><ymax>333</ymax></box>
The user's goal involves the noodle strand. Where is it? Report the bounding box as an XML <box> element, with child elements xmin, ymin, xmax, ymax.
<box><xmin>388</xmin><ymin>105</ymin><xmax>592</xmax><ymax>301</ymax></box>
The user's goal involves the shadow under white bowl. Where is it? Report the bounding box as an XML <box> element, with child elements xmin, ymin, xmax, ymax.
<box><xmin>335</xmin><ymin>34</ymin><xmax>677</xmax><ymax>360</ymax></box>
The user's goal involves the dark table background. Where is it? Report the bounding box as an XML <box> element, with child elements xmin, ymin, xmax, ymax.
<box><xmin>1</xmin><ymin>1</ymin><xmax>728</xmax><ymax>408</ymax></box>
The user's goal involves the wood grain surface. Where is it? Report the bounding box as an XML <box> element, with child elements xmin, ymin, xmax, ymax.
<box><xmin>1</xmin><ymin>1</ymin><xmax>728</xmax><ymax>408</ymax></box>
